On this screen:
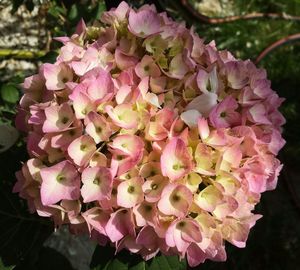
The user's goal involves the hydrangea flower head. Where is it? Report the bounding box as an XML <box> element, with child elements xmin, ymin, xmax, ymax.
<box><xmin>14</xmin><ymin>2</ymin><xmax>285</xmax><ymax>267</ymax></box>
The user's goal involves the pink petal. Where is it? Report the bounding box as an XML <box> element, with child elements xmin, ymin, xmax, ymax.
<box><xmin>105</xmin><ymin>104</ymin><xmax>139</xmax><ymax>129</ymax></box>
<box><xmin>67</xmin><ymin>135</ymin><xmax>96</xmax><ymax>167</ymax></box>
<box><xmin>161</xmin><ymin>137</ymin><xmax>193</xmax><ymax>181</ymax></box>
<box><xmin>43</xmin><ymin>103</ymin><xmax>74</xmax><ymax>133</ymax></box>
<box><xmin>85</xmin><ymin>112</ymin><xmax>112</xmax><ymax>144</ymax></box>
<box><xmin>82</xmin><ymin>207</ymin><xmax>110</xmax><ymax>235</ymax></box>
<box><xmin>40</xmin><ymin>160</ymin><xmax>80</xmax><ymax>205</ymax></box>
<box><xmin>187</xmin><ymin>243</ymin><xmax>207</xmax><ymax>267</ymax></box>
<box><xmin>198</xmin><ymin>117</ymin><xmax>210</xmax><ymax>141</ymax></box>
<box><xmin>81</xmin><ymin>166</ymin><xmax>113</xmax><ymax>202</ymax></box>
<box><xmin>158</xmin><ymin>183</ymin><xmax>193</xmax><ymax>217</ymax></box>
<box><xmin>43</xmin><ymin>63</ymin><xmax>73</xmax><ymax>91</ymax></box>
<box><xmin>105</xmin><ymin>208</ymin><xmax>135</xmax><ymax>242</ymax></box>
<box><xmin>117</xmin><ymin>177</ymin><xmax>144</xmax><ymax>208</ymax></box>
<box><xmin>248</xmin><ymin>103</ymin><xmax>271</xmax><ymax>125</ymax></box>
<box><xmin>128</xmin><ymin>9</ymin><xmax>161</xmax><ymax>38</ymax></box>
<box><xmin>142</xmin><ymin>175</ymin><xmax>168</xmax><ymax>202</ymax></box>
<box><xmin>225</xmin><ymin>61</ymin><xmax>248</xmax><ymax>89</ymax></box>
<box><xmin>186</xmin><ymin>92</ymin><xmax>218</xmax><ymax>117</ymax></box>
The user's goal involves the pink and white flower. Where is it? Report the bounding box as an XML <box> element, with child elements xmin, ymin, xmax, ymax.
<box><xmin>161</xmin><ymin>137</ymin><xmax>193</xmax><ymax>181</ymax></box>
<box><xmin>68</xmin><ymin>135</ymin><xmax>96</xmax><ymax>167</ymax></box>
<box><xmin>40</xmin><ymin>160</ymin><xmax>80</xmax><ymax>205</ymax></box>
<box><xmin>158</xmin><ymin>183</ymin><xmax>193</xmax><ymax>217</ymax></box>
<box><xmin>14</xmin><ymin>1</ymin><xmax>286</xmax><ymax>267</ymax></box>
<box><xmin>43</xmin><ymin>63</ymin><xmax>73</xmax><ymax>91</ymax></box>
<box><xmin>81</xmin><ymin>166</ymin><xmax>113</xmax><ymax>202</ymax></box>
<box><xmin>128</xmin><ymin>8</ymin><xmax>161</xmax><ymax>38</ymax></box>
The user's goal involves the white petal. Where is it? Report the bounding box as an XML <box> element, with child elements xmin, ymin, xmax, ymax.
<box><xmin>186</xmin><ymin>92</ymin><xmax>218</xmax><ymax>117</ymax></box>
<box><xmin>180</xmin><ymin>110</ymin><xmax>202</xmax><ymax>127</ymax></box>
<box><xmin>145</xmin><ymin>92</ymin><xmax>161</xmax><ymax>108</ymax></box>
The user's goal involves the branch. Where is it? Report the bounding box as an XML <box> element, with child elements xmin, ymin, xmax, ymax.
<box><xmin>255</xmin><ymin>33</ymin><xmax>300</xmax><ymax>64</ymax></box>
<box><xmin>180</xmin><ymin>0</ymin><xmax>300</xmax><ymax>24</ymax></box>
<box><xmin>0</xmin><ymin>49</ymin><xmax>46</xmax><ymax>60</ymax></box>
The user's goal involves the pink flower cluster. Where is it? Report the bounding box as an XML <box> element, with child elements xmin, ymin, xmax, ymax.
<box><xmin>14</xmin><ymin>2</ymin><xmax>286</xmax><ymax>267</ymax></box>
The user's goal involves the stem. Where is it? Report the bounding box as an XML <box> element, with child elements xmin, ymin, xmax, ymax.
<box><xmin>255</xmin><ymin>33</ymin><xmax>300</xmax><ymax>64</ymax></box>
<box><xmin>180</xmin><ymin>0</ymin><xmax>300</xmax><ymax>24</ymax></box>
<box><xmin>0</xmin><ymin>49</ymin><xmax>46</xmax><ymax>59</ymax></box>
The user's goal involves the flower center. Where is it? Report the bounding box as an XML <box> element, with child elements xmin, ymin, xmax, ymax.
<box><xmin>127</xmin><ymin>186</ymin><xmax>135</xmax><ymax>194</ymax></box>
<box><xmin>56</xmin><ymin>174</ymin><xmax>66</xmax><ymax>182</ymax></box>
<box><xmin>149</xmin><ymin>170</ymin><xmax>156</xmax><ymax>177</ymax></box>
<box><xmin>62</xmin><ymin>77</ymin><xmax>68</xmax><ymax>83</ymax></box>
<box><xmin>172</xmin><ymin>194</ymin><xmax>181</xmax><ymax>202</ymax></box>
<box><xmin>144</xmin><ymin>204</ymin><xmax>152</xmax><ymax>212</ymax></box>
<box><xmin>178</xmin><ymin>221</ymin><xmax>186</xmax><ymax>228</ymax></box>
<box><xmin>93</xmin><ymin>177</ymin><xmax>100</xmax><ymax>185</ymax></box>
<box><xmin>220</xmin><ymin>112</ymin><xmax>226</xmax><ymax>118</ymax></box>
<box><xmin>80</xmin><ymin>144</ymin><xmax>87</xmax><ymax>151</ymax></box>
<box><xmin>173</xmin><ymin>164</ymin><xmax>183</xmax><ymax>170</ymax></box>
<box><xmin>61</xmin><ymin>116</ymin><xmax>69</xmax><ymax>124</ymax></box>
<box><xmin>207</xmin><ymin>81</ymin><xmax>212</xmax><ymax>92</ymax></box>
<box><xmin>151</xmin><ymin>183</ymin><xmax>158</xmax><ymax>190</ymax></box>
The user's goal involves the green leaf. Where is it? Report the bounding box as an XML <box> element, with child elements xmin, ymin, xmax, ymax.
<box><xmin>0</xmin><ymin>125</ymin><xmax>19</xmax><ymax>153</ymax></box>
<box><xmin>0</xmin><ymin>84</ymin><xmax>19</xmax><ymax>104</ymax></box>
<box><xmin>90</xmin><ymin>245</ymin><xmax>114</xmax><ymax>270</ymax></box>
<box><xmin>0</xmin><ymin>258</ymin><xmax>14</xmax><ymax>270</ymax></box>
<box><xmin>48</xmin><ymin>4</ymin><xmax>66</xmax><ymax>18</ymax></box>
<box><xmin>90</xmin><ymin>245</ymin><xmax>186</xmax><ymax>270</ymax></box>
<box><xmin>68</xmin><ymin>4</ymin><xmax>79</xmax><ymax>22</ymax></box>
<box><xmin>90</xmin><ymin>245</ymin><xmax>145</xmax><ymax>270</ymax></box>
<box><xmin>23</xmin><ymin>247</ymin><xmax>74</xmax><ymax>270</ymax></box>
<box><xmin>130</xmin><ymin>261</ymin><xmax>145</xmax><ymax>270</ymax></box>
<box><xmin>146</xmin><ymin>254</ymin><xmax>186</xmax><ymax>270</ymax></box>
<box><xmin>39</xmin><ymin>51</ymin><xmax>59</xmax><ymax>64</ymax></box>
<box><xmin>90</xmin><ymin>2</ymin><xmax>106</xmax><ymax>20</ymax></box>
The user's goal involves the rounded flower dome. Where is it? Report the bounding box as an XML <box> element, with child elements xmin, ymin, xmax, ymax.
<box><xmin>14</xmin><ymin>1</ymin><xmax>285</xmax><ymax>266</ymax></box>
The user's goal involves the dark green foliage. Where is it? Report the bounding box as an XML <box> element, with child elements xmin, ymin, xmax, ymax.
<box><xmin>0</xmin><ymin>139</ymin><xmax>76</xmax><ymax>269</ymax></box>
<box><xmin>0</xmin><ymin>143</ymin><xmax>52</xmax><ymax>269</ymax></box>
<box><xmin>14</xmin><ymin>247</ymin><xmax>75</xmax><ymax>270</ymax></box>
<box><xmin>39</xmin><ymin>51</ymin><xmax>59</xmax><ymax>64</ymax></box>
<box><xmin>91</xmin><ymin>245</ymin><xmax>187</xmax><ymax>270</ymax></box>
<box><xmin>11</xmin><ymin>0</ymin><xmax>34</xmax><ymax>13</ymax></box>
<box><xmin>1</xmin><ymin>84</ymin><xmax>19</xmax><ymax>104</ymax></box>
<box><xmin>45</xmin><ymin>0</ymin><xmax>106</xmax><ymax>38</ymax></box>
